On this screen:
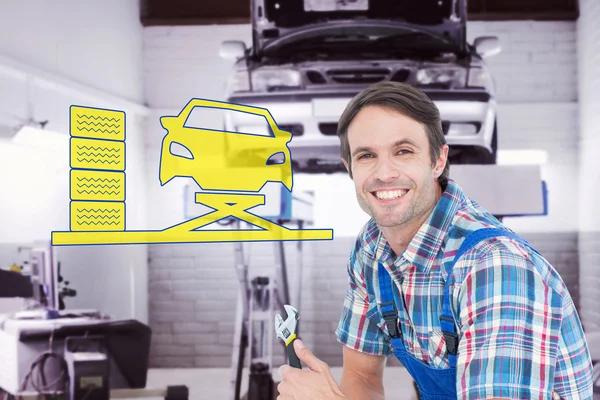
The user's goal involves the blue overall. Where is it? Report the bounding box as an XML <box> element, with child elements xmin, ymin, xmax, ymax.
<box><xmin>378</xmin><ymin>228</ymin><xmax>536</xmax><ymax>399</ymax></box>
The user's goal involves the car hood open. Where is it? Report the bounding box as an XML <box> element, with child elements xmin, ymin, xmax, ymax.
<box><xmin>251</xmin><ymin>0</ymin><xmax>467</xmax><ymax>56</ymax></box>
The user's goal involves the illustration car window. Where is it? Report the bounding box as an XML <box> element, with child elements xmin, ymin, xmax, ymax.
<box><xmin>183</xmin><ymin>106</ymin><xmax>275</xmax><ymax>137</ymax></box>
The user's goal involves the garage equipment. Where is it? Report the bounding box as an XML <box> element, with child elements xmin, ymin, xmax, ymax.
<box><xmin>229</xmin><ymin>234</ymin><xmax>281</xmax><ymax>400</ymax></box>
<box><xmin>0</xmin><ymin>268</ymin><xmax>34</xmax><ymax>299</ymax></box>
<box><xmin>0</xmin><ymin>243</ymin><xmax>190</xmax><ymax>400</ymax></box>
<box><xmin>227</xmin><ymin>189</ymin><xmax>318</xmax><ymax>400</ymax></box>
<box><xmin>275</xmin><ymin>305</ymin><xmax>302</xmax><ymax>369</ymax></box>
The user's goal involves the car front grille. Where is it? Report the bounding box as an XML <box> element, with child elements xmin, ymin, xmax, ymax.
<box><xmin>306</xmin><ymin>70</ymin><xmax>327</xmax><ymax>84</ymax></box>
<box><xmin>305</xmin><ymin>67</ymin><xmax>413</xmax><ymax>85</ymax></box>
<box><xmin>327</xmin><ymin>68</ymin><xmax>390</xmax><ymax>84</ymax></box>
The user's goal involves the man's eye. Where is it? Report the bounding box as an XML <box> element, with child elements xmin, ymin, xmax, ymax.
<box><xmin>398</xmin><ymin>149</ymin><xmax>413</xmax><ymax>155</ymax></box>
<box><xmin>358</xmin><ymin>153</ymin><xmax>374</xmax><ymax>159</ymax></box>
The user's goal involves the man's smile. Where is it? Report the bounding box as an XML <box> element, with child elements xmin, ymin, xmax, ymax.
<box><xmin>370</xmin><ymin>188</ymin><xmax>410</xmax><ymax>203</ymax></box>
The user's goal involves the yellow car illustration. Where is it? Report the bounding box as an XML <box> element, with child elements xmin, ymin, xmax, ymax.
<box><xmin>159</xmin><ymin>99</ymin><xmax>293</xmax><ymax>192</ymax></box>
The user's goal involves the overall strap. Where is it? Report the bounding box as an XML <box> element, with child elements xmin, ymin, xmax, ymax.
<box><xmin>378</xmin><ymin>263</ymin><xmax>402</xmax><ymax>339</ymax></box>
<box><xmin>440</xmin><ymin>227</ymin><xmax>527</xmax><ymax>367</ymax></box>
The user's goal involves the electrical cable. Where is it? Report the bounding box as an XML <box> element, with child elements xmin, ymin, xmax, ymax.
<box><xmin>79</xmin><ymin>386</ymin><xmax>96</xmax><ymax>400</ymax></box>
<box><xmin>18</xmin><ymin>329</ymin><xmax>69</xmax><ymax>400</ymax></box>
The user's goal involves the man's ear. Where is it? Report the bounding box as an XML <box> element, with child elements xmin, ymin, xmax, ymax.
<box><xmin>341</xmin><ymin>157</ymin><xmax>353</xmax><ymax>179</ymax></box>
<box><xmin>433</xmin><ymin>145</ymin><xmax>449</xmax><ymax>179</ymax></box>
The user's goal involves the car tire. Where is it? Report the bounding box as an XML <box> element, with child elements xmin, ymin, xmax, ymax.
<box><xmin>450</xmin><ymin>122</ymin><xmax>498</xmax><ymax>165</ymax></box>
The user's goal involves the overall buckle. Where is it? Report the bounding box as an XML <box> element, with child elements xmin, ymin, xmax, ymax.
<box><xmin>380</xmin><ymin>301</ymin><xmax>401</xmax><ymax>339</ymax></box>
<box><xmin>443</xmin><ymin>331</ymin><xmax>458</xmax><ymax>355</ymax></box>
<box><xmin>440</xmin><ymin>315</ymin><xmax>458</xmax><ymax>355</ymax></box>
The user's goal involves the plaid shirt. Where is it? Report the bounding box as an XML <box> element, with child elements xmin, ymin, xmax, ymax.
<box><xmin>336</xmin><ymin>179</ymin><xmax>594</xmax><ymax>399</ymax></box>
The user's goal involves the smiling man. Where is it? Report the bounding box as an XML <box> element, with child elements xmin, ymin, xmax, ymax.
<box><xmin>276</xmin><ymin>81</ymin><xmax>594</xmax><ymax>400</ymax></box>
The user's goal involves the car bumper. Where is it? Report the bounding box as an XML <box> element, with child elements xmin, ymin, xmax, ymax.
<box><xmin>225</xmin><ymin>89</ymin><xmax>497</xmax><ymax>163</ymax></box>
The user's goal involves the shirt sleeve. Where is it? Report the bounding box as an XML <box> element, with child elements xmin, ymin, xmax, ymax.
<box><xmin>453</xmin><ymin>243</ymin><xmax>593</xmax><ymax>400</ymax></box>
<box><xmin>551</xmin><ymin>294</ymin><xmax>594</xmax><ymax>398</ymax></box>
<box><xmin>335</xmin><ymin>235</ymin><xmax>392</xmax><ymax>357</ymax></box>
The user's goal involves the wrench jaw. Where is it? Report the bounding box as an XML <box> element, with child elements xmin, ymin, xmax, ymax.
<box><xmin>284</xmin><ymin>305</ymin><xmax>298</xmax><ymax>320</ymax></box>
<box><xmin>275</xmin><ymin>314</ymin><xmax>285</xmax><ymax>341</ymax></box>
<box><xmin>275</xmin><ymin>305</ymin><xmax>299</xmax><ymax>343</ymax></box>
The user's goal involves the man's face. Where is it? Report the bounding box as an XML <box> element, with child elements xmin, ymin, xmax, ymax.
<box><xmin>343</xmin><ymin>105</ymin><xmax>447</xmax><ymax>229</ymax></box>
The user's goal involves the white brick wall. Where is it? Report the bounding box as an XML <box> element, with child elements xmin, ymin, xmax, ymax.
<box><xmin>577</xmin><ymin>0</ymin><xmax>600</xmax><ymax>330</ymax></box>
<box><xmin>143</xmin><ymin>20</ymin><xmax>582</xmax><ymax>367</ymax></box>
<box><xmin>143</xmin><ymin>25</ymin><xmax>251</xmax><ymax>109</ymax></box>
<box><xmin>466</xmin><ymin>21</ymin><xmax>577</xmax><ymax>103</ymax></box>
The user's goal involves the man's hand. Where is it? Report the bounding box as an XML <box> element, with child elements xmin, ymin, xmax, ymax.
<box><xmin>277</xmin><ymin>339</ymin><xmax>347</xmax><ymax>400</ymax></box>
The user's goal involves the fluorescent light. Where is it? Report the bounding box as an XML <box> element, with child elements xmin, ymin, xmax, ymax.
<box><xmin>497</xmin><ymin>149</ymin><xmax>548</xmax><ymax>165</ymax></box>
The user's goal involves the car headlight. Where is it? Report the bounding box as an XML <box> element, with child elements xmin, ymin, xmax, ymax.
<box><xmin>226</xmin><ymin>70</ymin><xmax>251</xmax><ymax>94</ymax></box>
<box><xmin>251</xmin><ymin>68</ymin><xmax>302</xmax><ymax>92</ymax></box>
<box><xmin>467</xmin><ymin>67</ymin><xmax>495</xmax><ymax>93</ymax></box>
<box><xmin>415</xmin><ymin>67</ymin><xmax>467</xmax><ymax>89</ymax></box>
<box><xmin>415</xmin><ymin>66</ymin><xmax>494</xmax><ymax>93</ymax></box>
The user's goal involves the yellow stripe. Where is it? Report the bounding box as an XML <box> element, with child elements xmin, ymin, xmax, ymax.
<box><xmin>285</xmin><ymin>333</ymin><xmax>296</xmax><ymax>346</ymax></box>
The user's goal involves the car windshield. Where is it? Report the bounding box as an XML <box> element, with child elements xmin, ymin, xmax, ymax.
<box><xmin>262</xmin><ymin>29</ymin><xmax>458</xmax><ymax>59</ymax></box>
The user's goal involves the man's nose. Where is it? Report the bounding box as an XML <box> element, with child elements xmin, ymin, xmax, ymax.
<box><xmin>375</xmin><ymin>157</ymin><xmax>400</xmax><ymax>182</ymax></box>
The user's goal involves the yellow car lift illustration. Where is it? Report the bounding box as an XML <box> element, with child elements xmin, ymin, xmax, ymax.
<box><xmin>51</xmin><ymin>100</ymin><xmax>333</xmax><ymax>246</ymax></box>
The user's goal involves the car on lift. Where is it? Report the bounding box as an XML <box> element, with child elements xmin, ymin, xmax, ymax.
<box><xmin>220</xmin><ymin>0</ymin><xmax>501</xmax><ymax>172</ymax></box>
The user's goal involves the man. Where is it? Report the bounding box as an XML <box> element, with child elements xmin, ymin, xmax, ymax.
<box><xmin>277</xmin><ymin>81</ymin><xmax>594</xmax><ymax>399</ymax></box>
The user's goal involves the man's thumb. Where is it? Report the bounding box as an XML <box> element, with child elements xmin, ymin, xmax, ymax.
<box><xmin>294</xmin><ymin>339</ymin><xmax>322</xmax><ymax>371</ymax></box>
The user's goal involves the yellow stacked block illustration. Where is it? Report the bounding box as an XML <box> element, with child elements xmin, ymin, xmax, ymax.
<box><xmin>69</xmin><ymin>106</ymin><xmax>126</xmax><ymax>232</ymax></box>
<box><xmin>70</xmin><ymin>170</ymin><xmax>125</xmax><ymax>202</ymax></box>
<box><xmin>71</xmin><ymin>138</ymin><xmax>125</xmax><ymax>171</ymax></box>
<box><xmin>71</xmin><ymin>106</ymin><xmax>125</xmax><ymax>141</ymax></box>
<box><xmin>70</xmin><ymin>202</ymin><xmax>125</xmax><ymax>231</ymax></box>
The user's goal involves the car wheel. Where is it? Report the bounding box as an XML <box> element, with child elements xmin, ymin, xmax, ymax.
<box><xmin>450</xmin><ymin>122</ymin><xmax>498</xmax><ymax>165</ymax></box>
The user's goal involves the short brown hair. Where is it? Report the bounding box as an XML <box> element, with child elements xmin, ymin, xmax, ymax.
<box><xmin>337</xmin><ymin>81</ymin><xmax>449</xmax><ymax>184</ymax></box>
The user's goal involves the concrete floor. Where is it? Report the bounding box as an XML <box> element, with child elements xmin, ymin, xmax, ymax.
<box><xmin>144</xmin><ymin>367</ymin><xmax>418</xmax><ymax>400</ymax></box>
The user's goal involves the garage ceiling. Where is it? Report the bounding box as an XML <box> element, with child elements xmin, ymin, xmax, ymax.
<box><xmin>140</xmin><ymin>0</ymin><xmax>579</xmax><ymax>26</ymax></box>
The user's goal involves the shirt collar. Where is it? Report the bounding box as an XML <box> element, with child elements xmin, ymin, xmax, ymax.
<box><xmin>364</xmin><ymin>178</ymin><xmax>466</xmax><ymax>274</ymax></box>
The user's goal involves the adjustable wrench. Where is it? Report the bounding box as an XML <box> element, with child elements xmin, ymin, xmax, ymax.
<box><xmin>275</xmin><ymin>304</ymin><xmax>302</xmax><ymax>369</ymax></box>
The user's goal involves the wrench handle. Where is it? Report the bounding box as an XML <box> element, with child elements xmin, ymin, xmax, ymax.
<box><xmin>286</xmin><ymin>336</ymin><xmax>302</xmax><ymax>369</ymax></box>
